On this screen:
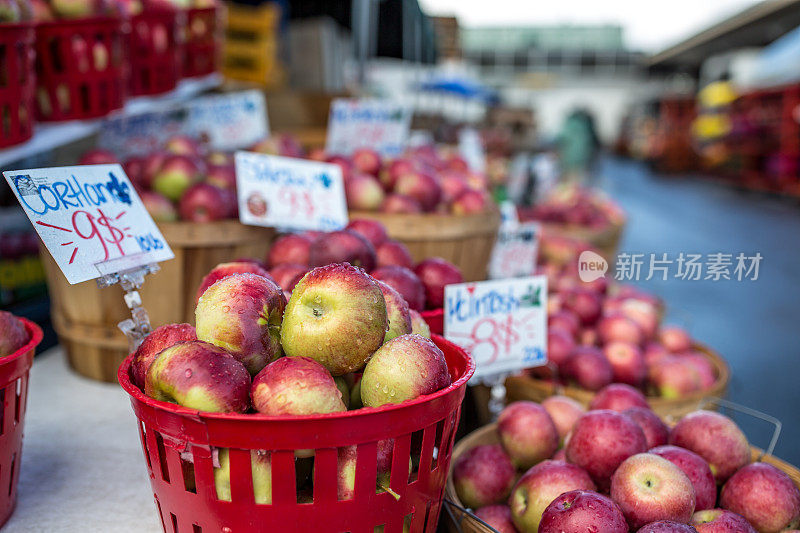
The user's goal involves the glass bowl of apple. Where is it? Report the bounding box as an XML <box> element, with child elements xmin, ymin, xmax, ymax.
<box><xmin>118</xmin><ymin>261</ymin><xmax>475</xmax><ymax>533</ymax></box>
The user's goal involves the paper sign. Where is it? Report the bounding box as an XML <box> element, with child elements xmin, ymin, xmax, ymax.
<box><xmin>458</xmin><ymin>127</ymin><xmax>486</xmax><ymax>173</ymax></box>
<box><xmin>99</xmin><ymin>90</ymin><xmax>268</xmax><ymax>157</ymax></box>
<box><xmin>325</xmin><ymin>98</ymin><xmax>412</xmax><ymax>157</ymax></box>
<box><xmin>235</xmin><ymin>151</ymin><xmax>348</xmax><ymax>232</ymax></box>
<box><xmin>3</xmin><ymin>165</ymin><xmax>174</xmax><ymax>284</ymax></box>
<box><xmin>489</xmin><ymin>222</ymin><xmax>539</xmax><ymax>280</ymax></box>
<box><xmin>444</xmin><ymin>276</ymin><xmax>548</xmax><ymax>379</ymax></box>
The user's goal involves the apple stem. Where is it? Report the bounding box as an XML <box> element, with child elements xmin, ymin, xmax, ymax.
<box><xmin>378</xmin><ymin>481</ymin><xmax>400</xmax><ymax>501</ymax></box>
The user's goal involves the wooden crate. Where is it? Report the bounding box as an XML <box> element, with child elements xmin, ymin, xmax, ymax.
<box><xmin>222</xmin><ymin>2</ymin><xmax>285</xmax><ymax>87</ymax></box>
<box><xmin>43</xmin><ymin>221</ymin><xmax>275</xmax><ymax>382</ymax></box>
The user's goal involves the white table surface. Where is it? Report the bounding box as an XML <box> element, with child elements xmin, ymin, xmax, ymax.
<box><xmin>4</xmin><ymin>347</ymin><xmax>161</xmax><ymax>532</ymax></box>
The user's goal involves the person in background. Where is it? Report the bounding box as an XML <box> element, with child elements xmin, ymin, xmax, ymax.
<box><xmin>557</xmin><ymin>108</ymin><xmax>601</xmax><ymax>183</ymax></box>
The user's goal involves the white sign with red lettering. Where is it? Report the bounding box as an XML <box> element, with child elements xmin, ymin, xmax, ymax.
<box><xmin>488</xmin><ymin>222</ymin><xmax>540</xmax><ymax>280</ymax></box>
<box><xmin>325</xmin><ymin>99</ymin><xmax>411</xmax><ymax>157</ymax></box>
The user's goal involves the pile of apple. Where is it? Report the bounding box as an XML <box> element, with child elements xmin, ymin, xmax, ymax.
<box><xmin>0</xmin><ymin>311</ymin><xmax>30</xmax><ymax>357</ymax></box>
<box><xmin>453</xmin><ymin>394</ymin><xmax>800</xmax><ymax>533</ymax></box>
<box><xmin>79</xmin><ymin>136</ymin><xmax>238</xmax><ymax>223</ymax></box>
<box><xmin>25</xmin><ymin>0</ymin><xmax>212</xmax><ymax>21</ymax></box>
<box><xmin>519</xmin><ymin>184</ymin><xmax>626</xmax><ymax>231</ymax></box>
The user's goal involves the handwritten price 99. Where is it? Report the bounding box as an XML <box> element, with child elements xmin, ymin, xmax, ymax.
<box><xmin>277</xmin><ymin>188</ymin><xmax>315</xmax><ymax>219</ymax></box>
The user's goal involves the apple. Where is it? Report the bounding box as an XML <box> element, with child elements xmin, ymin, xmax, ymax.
<box><xmin>451</xmin><ymin>189</ymin><xmax>489</xmax><ymax>215</ymax></box>
<box><xmin>604</xmin><ymin>341</ymin><xmax>647</xmax><ymax>386</ymax></box>
<box><xmin>51</xmin><ymin>0</ymin><xmax>92</xmax><ymax>18</ymax></box>
<box><xmin>548</xmin><ymin>310</ymin><xmax>580</xmax><ymax>339</ymax></box>
<box><xmin>579</xmin><ymin>328</ymin><xmax>598</xmax><ymax>347</ymax></box>
<box><xmin>206</xmin><ymin>151</ymin><xmax>233</xmax><ymax>167</ymax></box>
<box><xmin>650</xmin><ymin>445</ymin><xmax>716</xmax><ymax>512</ymax></box>
<box><xmin>380</xmin><ymin>193</ymin><xmax>423</xmax><ymax>214</ymax></box>
<box><xmin>123</xmin><ymin>156</ymin><xmax>146</xmax><ymax>189</ymax></box>
<box><xmin>589</xmin><ymin>383</ymin><xmax>649</xmax><ymax>412</ymax></box>
<box><xmin>408</xmin><ymin>309</ymin><xmax>431</xmax><ymax>338</ymax></box>
<box><xmin>30</xmin><ymin>0</ymin><xmax>53</xmax><ymax>21</ymax></box>
<box><xmin>497</xmin><ymin>401</ymin><xmax>559</xmax><ymax>469</ymax></box>
<box><xmin>196</xmin><ymin>261</ymin><xmax>275</xmax><ymax>301</ymax></box>
<box><xmin>679</xmin><ymin>352</ymin><xmax>717</xmax><ymax>389</ymax></box>
<box><xmin>611</xmin><ymin>453</ymin><xmax>696</xmax><ymax>530</ymax></box>
<box><xmin>269</xmin><ymin>263</ymin><xmax>308</xmax><ymax>294</ymax></box>
<box><xmin>566</xmin><ymin>409</ymin><xmax>647</xmax><ymax>490</ymax></box>
<box><xmin>79</xmin><ymin>148</ymin><xmax>118</xmax><ymax>165</ymax></box>
<box><xmin>360</xmin><ymin>334</ymin><xmax>450</xmax><ymax>406</ymax></box>
<box><xmin>393</xmin><ymin>171</ymin><xmax>441</xmax><ymax>212</ymax></box>
<box><xmin>345</xmin><ymin>219</ymin><xmax>388</xmax><ymax>249</ymax></box>
<box><xmin>0</xmin><ymin>311</ymin><xmax>28</xmax><ymax>357</ymax></box>
<box><xmin>196</xmin><ymin>273</ymin><xmax>286</xmax><ymax>375</ymax></box>
<box><xmin>691</xmin><ymin>509</ymin><xmax>757</xmax><ymax>533</ymax></box>
<box><xmin>561</xmin><ymin>346</ymin><xmax>613</xmax><ymax>391</ymax></box>
<box><xmin>376</xmin><ymin>280</ymin><xmax>412</xmax><ymax>343</ymax></box>
<box><xmin>649</xmin><ymin>357</ymin><xmax>702</xmax><ymax>398</ymax></box>
<box><xmin>538</xmin><ymin>490</ymin><xmax>628</xmax><ymax>533</ymax></box>
<box><xmin>380</xmin><ymin>158</ymin><xmax>415</xmax><ymax>190</ymax></box>
<box><xmin>414</xmin><ymin>258</ymin><xmax>463</xmax><ymax>309</ymax></box>
<box><xmin>178</xmin><ymin>183</ymin><xmax>229</xmax><ymax>222</ymax></box>
<box><xmin>474</xmin><ymin>505</ymin><xmax>517</xmax><ymax>533</ymax></box>
<box><xmin>141</xmin><ymin>152</ymin><xmax>167</xmax><ymax>189</ymax></box>
<box><xmin>0</xmin><ymin>0</ymin><xmax>20</xmax><ymax>21</ymax></box>
<box><xmin>214</xmin><ymin>448</ymin><xmax>271</xmax><ymax>504</ymax></box>
<box><xmin>645</xmin><ymin>342</ymin><xmax>672</xmax><ymax>367</ymax></box>
<box><xmin>438</xmin><ymin>170</ymin><xmax>469</xmax><ymax>204</ymax></box>
<box><xmin>552</xmin><ymin>448</ymin><xmax>567</xmax><ymax>461</ymax></box>
<box><xmin>346</xmin><ymin>174</ymin><xmax>385</xmax><ymax>211</ymax></box>
<box><xmin>371</xmin><ymin>265</ymin><xmax>426</xmax><ymax>311</ymax></box>
<box><xmin>618</xmin><ymin>299</ymin><xmax>660</xmax><ymax>339</ymax></box>
<box><xmin>333</xmin><ymin>376</ymin><xmax>350</xmax><ymax>409</ymax></box>
<box><xmin>325</xmin><ymin>155</ymin><xmax>353</xmax><ymax>180</ymax></box>
<box><xmin>547</xmin><ymin>327</ymin><xmax>575</xmax><ymax>367</ymax></box>
<box><xmin>624</xmin><ymin>407</ymin><xmax>669</xmax><ymax>449</ymax></box>
<box><xmin>130</xmin><ymin>323</ymin><xmax>196</xmax><ymax>389</ymax></box>
<box><xmin>452</xmin><ymin>444</ymin><xmax>516</xmax><ymax>509</ymax></box>
<box><xmin>659</xmin><ymin>326</ymin><xmax>693</xmax><ymax>353</ymax></box>
<box><xmin>92</xmin><ymin>41</ymin><xmax>108</xmax><ymax>71</ymax></box>
<box><xmin>281</xmin><ymin>263</ymin><xmax>387</xmax><ymax>376</ymax></box>
<box><xmin>720</xmin><ymin>462</ymin><xmax>800</xmax><ymax>532</ymax></box>
<box><xmin>145</xmin><ymin>341</ymin><xmax>251</xmax><ymax>412</ymax></box>
<box><xmin>669</xmin><ymin>410</ymin><xmax>750</xmax><ymax>483</ymax></box>
<box><xmin>598</xmin><ymin>313</ymin><xmax>644</xmax><ymax>345</ymax></box>
<box><xmin>309</xmin><ymin>230</ymin><xmax>376</xmax><ymax>271</ymax></box>
<box><xmin>542</xmin><ymin>395</ymin><xmax>585</xmax><ymax>443</ymax></box>
<box><xmin>205</xmin><ymin>164</ymin><xmax>236</xmax><ymax>191</ymax></box>
<box><xmin>562</xmin><ymin>288</ymin><xmax>602</xmax><ymax>326</ymax></box>
<box><xmin>375</xmin><ymin>240</ymin><xmax>414</xmax><ymax>269</ymax></box>
<box><xmin>251</xmin><ymin>356</ymin><xmax>346</xmax><ymax>415</ymax></box>
<box><xmin>509</xmin><ymin>460</ymin><xmax>596</xmax><ymax>532</ymax></box>
<box><xmin>636</xmin><ymin>521</ymin><xmax>699</xmax><ymax>532</ymax></box>
<box><xmin>152</xmin><ymin>154</ymin><xmax>203</xmax><ymax>201</ymax></box>
<box><xmin>164</xmin><ymin>135</ymin><xmax>204</xmax><ymax>158</ymax></box>
<box><xmin>267</xmin><ymin>233</ymin><xmax>313</xmax><ymax>267</ymax></box>
<box><xmin>351</xmin><ymin>148</ymin><xmax>381</xmax><ymax>176</ymax></box>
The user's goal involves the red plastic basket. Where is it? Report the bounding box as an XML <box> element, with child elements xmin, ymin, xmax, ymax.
<box><xmin>421</xmin><ymin>309</ymin><xmax>443</xmax><ymax>336</ymax></box>
<box><xmin>183</xmin><ymin>6</ymin><xmax>220</xmax><ymax>78</ymax></box>
<box><xmin>0</xmin><ymin>23</ymin><xmax>35</xmax><ymax>148</ymax></box>
<box><xmin>129</xmin><ymin>8</ymin><xmax>184</xmax><ymax>96</ymax></box>
<box><xmin>118</xmin><ymin>335</ymin><xmax>474</xmax><ymax>533</ymax></box>
<box><xmin>0</xmin><ymin>318</ymin><xmax>43</xmax><ymax>527</ymax></box>
<box><xmin>34</xmin><ymin>16</ymin><xmax>128</xmax><ymax>121</ymax></box>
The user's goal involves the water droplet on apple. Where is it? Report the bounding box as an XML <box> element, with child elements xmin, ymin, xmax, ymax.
<box><xmin>185</xmin><ymin>369</ymin><xmax>193</xmax><ymax>378</ymax></box>
<box><xmin>222</xmin><ymin>305</ymin><xmax>231</xmax><ymax>313</ymax></box>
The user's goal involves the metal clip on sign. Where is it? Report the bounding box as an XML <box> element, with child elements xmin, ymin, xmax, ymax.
<box><xmin>96</xmin><ymin>263</ymin><xmax>160</xmax><ymax>352</ymax></box>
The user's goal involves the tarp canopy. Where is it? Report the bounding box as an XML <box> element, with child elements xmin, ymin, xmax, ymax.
<box><xmin>749</xmin><ymin>24</ymin><xmax>800</xmax><ymax>88</ymax></box>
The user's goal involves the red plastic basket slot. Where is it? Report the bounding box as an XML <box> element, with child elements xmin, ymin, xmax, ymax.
<box><xmin>119</xmin><ymin>335</ymin><xmax>475</xmax><ymax>533</ymax></box>
<box><xmin>420</xmin><ymin>309</ymin><xmax>443</xmax><ymax>337</ymax></box>
<box><xmin>34</xmin><ymin>16</ymin><xmax>128</xmax><ymax>122</ymax></box>
<box><xmin>0</xmin><ymin>318</ymin><xmax>43</xmax><ymax>527</ymax></box>
<box><xmin>183</xmin><ymin>6</ymin><xmax>220</xmax><ymax>78</ymax></box>
<box><xmin>129</xmin><ymin>9</ymin><xmax>184</xmax><ymax>96</ymax></box>
<box><xmin>0</xmin><ymin>23</ymin><xmax>35</xmax><ymax>148</ymax></box>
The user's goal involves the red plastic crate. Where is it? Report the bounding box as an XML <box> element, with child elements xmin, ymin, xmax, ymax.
<box><xmin>421</xmin><ymin>309</ymin><xmax>443</xmax><ymax>336</ymax></box>
<box><xmin>119</xmin><ymin>335</ymin><xmax>474</xmax><ymax>533</ymax></box>
<box><xmin>129</xmin><ymin>8</ymin><xmax>184</xmax><ymax>96</ymax></box>
<box><xmin>34</xmin><ymin>16</ymin><xmax>128</xmax><ymax>121</ymax></box>
<box><xmin>0</xmin><ymin>318</ymin><xmax>43</xmax><ymax>527</ymax></box>
<box><xmin>0</xmin><ymin>23</ymin><xmax>35</xmax><ymax>148</ymax></box>
<box><xmin>183</xmin><ymin>6</ymin><xmax>220</xmax><ymax>78</ymax></box>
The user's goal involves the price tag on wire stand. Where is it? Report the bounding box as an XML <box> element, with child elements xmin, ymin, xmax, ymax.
<box><xmin>4</xmin><ymin>165</ymin><xmax>173</xmax><ymax>284</ymax></box>
<box><xmin>444</xmin><ymin>276</ymin><xmax>548</xmax><ymax>379</ymax></box>
<box><xmin>325</xmin><ymin>98</ymin><xmax>411</xmax><ymax>157</ymax></box>
<box><xmin>235</xmin><ymin>151</ymin><xmax>348</xmax><ymax>232</ymax></box>
<box><xmin>488</xmin><ymin>222</ymin><xmax>540</xmax><ymax>280</ymax></box>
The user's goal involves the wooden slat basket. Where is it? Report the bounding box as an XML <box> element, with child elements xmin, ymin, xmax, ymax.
<box><xmin>540</xmin><ymin>220</ymin><xmax>625</xmax><ymax>264</ymax></box>
<box><xmin>42</xmin><ymin>220</ymin><xmax>275</xmax><ymax>383</ymax></box>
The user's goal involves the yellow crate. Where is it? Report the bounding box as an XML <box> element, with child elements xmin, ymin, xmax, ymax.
<box><xmin>223</xmin><ymin>1</ymin><xmax>285</xmax><ymax>87</ymax></box>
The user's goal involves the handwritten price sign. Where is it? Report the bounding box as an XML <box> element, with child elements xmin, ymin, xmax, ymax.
<box><xmin>489</xmin><ymin>222</ymin><xmax>540</xmax><ymax>280</ymax></box>
<box><xmin>3</xmin><ymin>165</ymin><xmax>174</xmax><ymax>284</ymax></box>
<box><xmin>235</xmin><ymin>151</ymin><xmax>348</xmax><ymax>232</ymax></box>
<box><xmin>444</xmin><ymin>276</ymin><xmax>548</xmax><ymax>379</ymax></box>
<box><xmin>325</xmin><ymin>99</ymin><xmax>412</xmax><ymax>157</ymax></box>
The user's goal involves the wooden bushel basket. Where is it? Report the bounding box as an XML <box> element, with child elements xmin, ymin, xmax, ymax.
<box><xmin>348</xmin><ymin>209</ymin><xmax>502</xmax><ymax>282</ymax></box>
<box><xmin>541</xmin><ymin>220</ymin><xmax>625</xmax><ymax>265</ymax></box>
<box><xmin>42</xmin><ymin>221</ymin><xmax>275</xmax><ymax>383</ymax></box>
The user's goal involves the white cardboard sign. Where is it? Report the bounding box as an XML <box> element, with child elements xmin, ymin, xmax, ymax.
<box><xmin>444</xmin><ymin>276</ymin><xmax>548</xmax><ymax>379</ymax></box>
<box><xmin>3</xmin><ymin>165</ymin><xmax>174</xmax><ymax>284</ymax></box>
<box><xmin>489</xmin><ymin>222</ymin><xmax>540</xmax><ymax>280</ymax></box>
<box><xmin>325</xmin><ymin>98</ymin><xmax>411</xmax><ymax>157</ymax></box>
<box><xmin>235</xmin><ymin>151</ymin><xmax>348</xmax><ymax>232</ymax></box>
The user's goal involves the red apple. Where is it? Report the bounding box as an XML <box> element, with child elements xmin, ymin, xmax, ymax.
<box><xmin>589</xmin><ymin>383</ymin><xmax>649</xmax><ymax>412</ymax></box>
<box><xmin>375</xmin><ymin>239</ymin><xmax>414</xmax><ymax>269</ymax></box>
<box><xmin>598</xmin><ymin>313</ymin><xmax>645</xmax><ymax>345</ymax></box>
<box><xmin>542</xmin><ymin>395</ymin><xmax>585</xmax><ymax>443</ymax></box>
<box><xmin>548</xmin><ymin>310</ymin><xmax>580</xmax><ymax>339</ymax></box>
<box><xmin>267</xmin><ymin>233</ymin><xmax>313</xmax><ymax>267</ymax></box>
<box><xmin>178</xmin><ymin>183</ymin><xmax>229</xmax><ymax>222</ymax></box>
<box><xmin>164</xmin><ymin>135</ymin><xmax>204</xmax><ymax>158</ymax></box>
<box><xmin>509</xmin><ymin>460</ymin><xmax>596</xmax><ymax>532</ymax></box>
<box><xmin>645</xmin><ymin>342</ymin><xmax>672</xmax><ymax>367</ymax></box>
<box><xmin>380</xmin><ymin>158</ymin><xmax>415</xmax><ymax>190</ymax></box>
<box><xmin>370</xmin><ymin>265</ymin><xmax>426</xmax><ymax>311</ymax></box>
<box><xmin>453</xmin><ymin>444</ymin><xmax>516</xmax><ymax>509</ymax></box>
<box><xmin>394</xmin><ymin>171</ymin><xmax>441</xmax><ymax>211</ymax></box>
<box><xmin>669</xmin><ymin>410</ymin><xmax>750</xmax><ymax>483</ymax></box>
<box><xmin>380</xmin><ymin>193</ymin><xmax>423</xmax><ymax>214</ymax></box>
<box><xmin>205</xmin><ymin>164</ymin><xmax>236</xmax><ymax>191</ymax></box>
<box><xmin>618</xmin><ymin>298</ymin><xmax>660</xmax><ymax>339</ymax></box>
<box><xmin>251</xmin><ymin>356</ymin><xmax>346</xmax><ymax>415</ymax></box>
<box><xmin>497</xmin><ymin>401</ymin><xmax>559</xmax><ymax>469</ymax></box>
<box><xmin>206</xmin><ymin>151</ymin><xmax>233</xmax><ymax>167</ymax></box>
<box><xmin>123</xmin><ymin>156</ymin><xmax>146</xmax><ymax>189</ymax></box>
<box><xmin>552</xmin><ymin>448</ymin><xmax>567</xmax><ymax>461</ymax></box>
<box><xmin>624</xmin><ymin>407</ymin><xmax>669</xmax><ymax>449</ymax></box>
<box><xmin>565</xmin><ymin>410</ymin><xmax>648</xmax><ymax>490</ymax></box>
<box><xmin>309</xmin><ymin>230</ymin><xmax>376</xmax><ymax>271</ymax></box>
<box><xmin>604</xmin><ymin>341</ymin><xmax>647</xmax><ymax>386</ymax></box>
<box><xmin>152</xmin><ymin>154</ymin><xmax>203</xmax><ymax>201</ymax></box>
<box><xmin>720</xmin><ymin>462</ymin><xmax>800</xmax><ymax>532</ymax></box>
<box><xmin>451</xmin><ymin>189</ymin><xmax>489</xmax><ymax>215</ymax></box>
<box><xmin>539</xmin><ymin>490</ymin><xmax>628</xmax><ymax>533</ymax></box>
<box><xmin>351</xmin><ymin>147</ymin><xmax>381</xmax><ymax>176</ymax></box>
<box><xmin>345</xmin><ymin>174</ymin><xmax>385</xmax><ymax>211</ymax></box>
<box><xmin>679</xmin><ymin>352</ymin><xmax>717</xmax><ymax>390</ymax></box>
<box><xmin>145</xmin><ymin>341</ymin><xmax>250</xmax><ymax>413</ymax></box>
<box><xmin>547</xmin><ymin>327</ymin><xmax>576</xmax><ymax>367</ymax></box>
<box><xmin>651</xmin><ymin>445</ymin><xmax>717</xmax><ymax>511</ymax></box>
<box><xmin>561</xmin><ymin>346</ymin><xmax>613</xmax><ymax>391</ymax></box>
<box><xmin>611</xmin><ymin>453</ymin><xmax>696</xmax><ymax>530</ymax></box>
<box><xmin>325</xmin><ymin>155</ymin><xmax>353</xmax><ymax>180</ymax></box>
<box><xmin>269</xmin><ymin>263</ymin><xmax>308</xmax><ymax>294</ymax></box>
<box><xmin>141</xmin><ymin>151</ymin><xmax>167</xmax><ymax>189</ymax></box>
<box><xmin>439</xmin><ymin>170</ymin><xmax>469</xmax><ymax>204</ymax></box>
<box><xmin>0</xmin><ymin>311</ymin><xmax>28</xmax><ymax>357</ymax></box>
<box><xmin>649</xmin><ymin>357</ymin><xmax>703</xmax><ymax>399</ymax></box>
<box><xmin>196</xmin><ymin>261</ymin><xmax>275</xmax><ymax>301</ymax></box>
<box><xmin>139</xmin><ymin>191</ymin><xmax>177</xmax><ymax>222</ymax></box>
<box><xmin>414</xmin><ymin>258</ymin><xmax>463</xmax><ymax>309</ymax></box>
<box><xmin>637</xmin><ymin>521</ymin><xmax>699</xmax><ymax>532</ymax></box>
<box><xmin>131</xmin><ymin>323</ymin><xmax>197</xmax><ymax>389</ymax></box>
<box><xmin>562</xmin><ymin>288</ymin><xmax>602</xmax><ymax>326</ymax></box>
<box><xmin>474</xmin><ymin>505</ymin><xmax>517</xmax><ymax>533</ymax></box>
<box><xmin>345</xmin><ymin>218</ymin><xmax>388</xmax><ymax>248</ymax></box>
<box><xmin>376</xmin><ymin>280</ymin><xmax>412</xmax><ymax>343</ymax></box>
<box><xmin>659</xmin><ymin>326</ymin><xmax>693</xmax><ymax>353</ymax></box>
<box><xmin>691</xmin><ymin>509</ymin><xmax>757</xmax><ymax>533</ymax></box>
<box><xmin>408</xmin><ymin>309</ymin><xmax>431</xmax><ymax>338</ymax></box>
<box><xmin>579</xmin><ymin>327</ymin><xmax>597</xmax><ymax>347</ymax></box>
<box><xmin>79</xmin><ymin>148</ymin><xmax>118</xmax><ymax>165</ymax></box>
<box><xmin>196</xmin><ymin>273</ymin><xmax>286</xmax><ymax>375</ymax></box>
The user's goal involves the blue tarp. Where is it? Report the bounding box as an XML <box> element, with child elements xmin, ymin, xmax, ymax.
<box><xmin>418</xmin><ymin>78</ymin><xmax>499</xmax><ymax>103</ymax></box>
